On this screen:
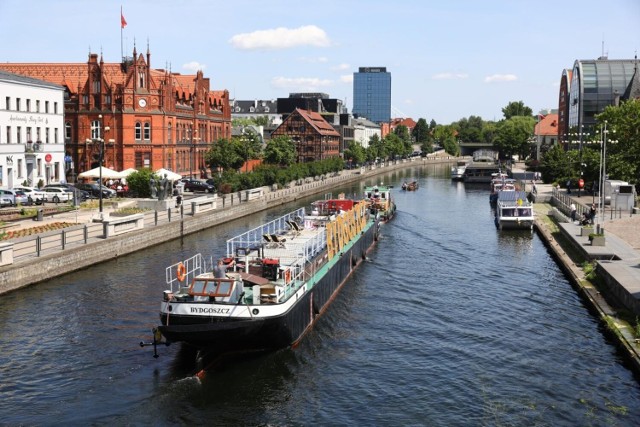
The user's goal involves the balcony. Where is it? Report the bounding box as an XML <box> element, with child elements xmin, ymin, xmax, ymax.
<box><xmin>25</xmin><ymin>141</ymin><xmax>43</xmax><ymax>154</ymax></box>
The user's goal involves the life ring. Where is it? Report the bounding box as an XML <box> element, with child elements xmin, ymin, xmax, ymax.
<box><xmin>176</xmin><ymin>263</ymin><xmax>186</xmax><ymax>282</ymax></box>
<box><xmin>284</xmin><ymin>269</ymin><xmax>291</xmax><ymax>284</ymax></box>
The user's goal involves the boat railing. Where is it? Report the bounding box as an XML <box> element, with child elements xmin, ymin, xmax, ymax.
<box><xmin>226</xmin><ymin>207</ymin><xmax>306</xmax><ymax>257</ymax></box>
<box><xmin>165</xmin><ymin>253</ymin><xmax>211</xmax><ymax>293</ymax></box>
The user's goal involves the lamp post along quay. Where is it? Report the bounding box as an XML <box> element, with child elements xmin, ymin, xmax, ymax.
<box><xmin>90</xmin><ymin>114</ymin><xmax>110</xmax><ymax>217</ymax></box>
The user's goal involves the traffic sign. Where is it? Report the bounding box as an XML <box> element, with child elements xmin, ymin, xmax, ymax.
<box><xmin>45</xmin><ymin>154</ymin><xmax>52</xmax><ymax>162</ymax></box>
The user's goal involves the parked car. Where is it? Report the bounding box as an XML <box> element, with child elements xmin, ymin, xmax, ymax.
<box><xmin>0</xmin><ymin>189</ymin><xmax>29</xmax><ymax>207</ymax></box>
<box><xmin>41</xmin><ymin>187</ymin><xmax>74</xmax><ymax>203</ymax></box>
<box><xmin>12</xmin><ymin>186</ymin><xmax>46</xmax><ymax>204</ymax></box>
<box><xmin>75</xmin><ymin>183</ymin><xmax>115</xmax><ymax>199</ymax></box>
<box><xmin>44</xmin><ymin>183</ymin><xmax>89</xmax><ymax>202</ymax></box>
<box><xmin>182</xmin><ymin>179</ymin><xmax>215</xmax><ymax>193</ymax></box>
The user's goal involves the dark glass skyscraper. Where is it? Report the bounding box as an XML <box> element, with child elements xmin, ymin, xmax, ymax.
<box><xmin>352</xmin><ymin>67</ymin><xmax>391</xmax><ymax>123</ymax></box>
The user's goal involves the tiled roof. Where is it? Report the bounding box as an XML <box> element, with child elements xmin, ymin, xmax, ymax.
<box><xmin>0</xmin><ymin>69</ymin><xmax>64</xmax><ymax>90</ymax></box>
<box><xmin>535</xmin><ymin>114</ymin><xmax>559</xmax><ymax>136</ymax></box>
<box><xmin>296</xmin><ymin>108</ymin><xmax>340</xmax><ymax>136</ymax></box>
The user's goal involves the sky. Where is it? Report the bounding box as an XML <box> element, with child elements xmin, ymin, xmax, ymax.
<box><xmin>1</xmin><ymin>0</ymin><xmax>639</xmax><ymax>124</ymax></box>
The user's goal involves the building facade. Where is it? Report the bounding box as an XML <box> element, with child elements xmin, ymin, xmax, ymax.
<box><xmin>0</xmin><ymin>70</ymin><xmax>65</xmax><ymax>188</ymax></box>
<box><xmin>567</xmin><ymin>57</ymin><xmax>637</xmax><ymax>137</ymax></box>
<box><xmin>352</xmin><ymin>117</ymin><xmax>381</xmax><ymax>148</ymax></box>
<box><xmin>230</xmin><ymin>99</ymin><xmax>281</xmax><ymax>127</ymax></box>
<box><xmin>352</xmin><ymin>67</ymin><xmax>391</xmax><ymax>124</ymax></box>
<box><xmin>0</xmin><ymin>47</ymin><xmax>231</xmax><ymax>181</ymax></box>
<box><xmin>271</xmin><ymin>108</ymin><xmax>340</xmax><ymax>163</ymax></box>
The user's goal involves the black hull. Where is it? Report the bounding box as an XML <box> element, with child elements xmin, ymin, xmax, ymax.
<box><xmin>158</xmin><ymin>220</ymin><xmax>379</xmax><ymax>352</ymax></box>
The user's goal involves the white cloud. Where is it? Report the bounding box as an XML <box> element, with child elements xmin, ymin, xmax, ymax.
<box><xmin>432</xmin><ymin>72</ymin><xmax>468</xmax><ymax>80</ymax></box>
<box><xmin>229</xmin><ymin>25</ymin><xmax>331</xmax><ymax>50</ymax></box>
<box><xmin>182</xmin><ymin>61</ymin><xmax>206</xmax><ymax>72</ymax></box>
<box><xmin>332</xmin><ymin>63</ymin><xmax>351</xmax><ymax>71</ymax></box>
<box><xmin>340</xmin><ymin>74</ymin><xmax>353</xmax><ymax>83</ymax></box>
<box><xmin>271</xmin><ymin>76</ymin><xmax>333</xmax><ymax>90</ymax></box>
<box><xmin>484</xmin><ymin>74</ymin><xmax>518</xmax><ymax>83</ymax></box>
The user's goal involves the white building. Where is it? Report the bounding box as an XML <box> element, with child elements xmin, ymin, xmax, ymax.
<box><xmin>352</xmin><ymin>117</ymin><xmax>381</xmax><ymax>148</ymax></box>
<box><xmin>0</xmin><ymin>70</ymin><xmax>65</xmax><ymax>188</ymax></box>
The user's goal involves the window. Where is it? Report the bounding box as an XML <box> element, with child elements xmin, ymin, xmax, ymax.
<box><xmin>26</xmin><ymin>99</ymin><xmax>31</xmax><ymax>112</ymax></box>
<box><xmin>5</xmin><ymin>97</ymin><xmax>9</xmax><ymax>110</ymax></box>
<box><xmin>54</xmin><ymin>128</ymin><xmax>58</xmax><ymax>144</ymax></box>
<box><xmin>6</xmin><ymin>126</ymin><xmax>10</xmax><ymax>144</ymax></box>
<box><xmin>37</xmin><ymin>158</ymin><xmax>42</xmax><ymax>176</ymax></box>
<box><xmin>27</xmin><ymin>127</ymin><xmax>32</xmax><ymax>142</ymax></box>
<box><xmin>17</xmin><ymin>159</ymin><xmax>23</xmax><ymax>178</ymax></box>
<box><xmin>45</xmin><ymin>101</ymin><xmax>49</xmax><ymax>113</ymax></box>
<box><xmin>54</xmin><ymin>102</ymin><xmax>58</xmax><ymax>114</ymax></box>
<box><xmin>46</xmin><ymin>128</ymin><xmax>50</xmax><ymax>144</ymax></box>
<box><xmin>36</xmin><ymin>127</ymin><xmax>41</xmax><ymax>142</ymax></box>
<box><xmin>105</xmin><ymin>94</ymin><xmax>111</xmax><ymax>104</ymax></box>
<box><xmin>91</xmin><ymin>120</ymin><xmax>101</xmax><ymax>139</ymax></box>
<box><xmin>16</xmin><ymin>98</ymin><xmax>21</xmax><ymax>111</ymax></box>
<box><xmin>16</xmin><ymin>126</ymin><xmax>21</xmax><ymax>144</ymax></box>
<box><xmin>144</xmin><ymin>122</ymin><xmax>151</xmax><ymax>140</ymax></box>
<box><xmin>135</xmin><ymin>122</ymin><xmax>142</xmax><ymax>140</ymax></box>
<box><xmin>168</xmin><ymin>123</ymin><xmax>172</xmax><ymax>144</ymax></box>
<box><xmin>65</xmin><ymin>122</ymin><xmax>72</xmax><ymax>140</ymax></box>
<box><xmin>92</xmin><ymin>80</ymin><xmax>101</xmax><ymax>93</ymax></box>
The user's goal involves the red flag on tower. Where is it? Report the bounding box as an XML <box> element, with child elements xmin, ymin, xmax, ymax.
<box><xmin>121</xmin><ymin>7</ymin><xmax>127</xmax><ymax>29</ymax></box>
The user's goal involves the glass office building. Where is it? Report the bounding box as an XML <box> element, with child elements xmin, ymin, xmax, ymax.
<box><xmin>568</xmin><ymin>58</ymin><xmax>637</xmax><ymax>134</ymax></box>
<box><xmin>352</xmin><ymin>67</ymin><xmax>391</xmax><ymax>124</ymax></box>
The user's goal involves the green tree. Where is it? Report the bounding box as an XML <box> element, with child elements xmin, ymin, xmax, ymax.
<box><xmin>493</xmin><ymin>116</ymin><xmax>535</xmax><ymax>160</ymax></box>
<box><xmin>126</xmin><ymin>168</ymin><xmax>156</xmax><ymax>198</ymax></box>
<box><xmin>502</xmin><ymin>101</ymin><xmax>533</xmax><ymax>120</ymax></box>
<box><xmin>455</xmin><ymin>115</ymin><xmax>484</xmax><ymax>142</ymax></box>
<box><xmin>383</xmin><ymin>133</ymin><xmax>405</xmax><ymax>158</ymax></box>
<box><xmin>343</xmin><ymin>141</ymin><xmax>366</xmax><ymax>167</ymax></box>
<box><xmin>205</xmin><ymin>138</ymin><xmax>243</xmax><ymax>173</ymax></box>
<box><xmin>366</xmin><ymin>134</ymin><xmax>386</xmax><ymax>161</ymax></box>
<box><xmin>480</xmin><ymin>121</ymin><xmax>498</xmax><ymax>145</ymax></box>
<box><xmin>596</xmin><ymin>98</ymin><xmax>640</xmax><ymax>185</ymax></box>
<box><xmin>433</xmin><ymin>125</ymin><xmax>458</xmax><ymax>156</ymax></box>
<box><xmin>412</xmin><ymin>118</ymin><xmax>430</xmax><ymax>145</ymax></box>
<box><xmin>263</xmin><ymin>135</ymin><xmax>297</xmax><ymax>166</ymax></box>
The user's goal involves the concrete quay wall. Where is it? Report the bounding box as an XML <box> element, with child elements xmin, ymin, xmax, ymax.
<box><xmin>1</xmin><ymin>157</ymin><xmax>447</xmax><ymax>294</ymax></box>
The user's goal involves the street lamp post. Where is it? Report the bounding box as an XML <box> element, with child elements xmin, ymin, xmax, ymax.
<box><xmin>94</xmin><ymin>115</ymin><xmax>109</xmax><ymax>215</ymax></box>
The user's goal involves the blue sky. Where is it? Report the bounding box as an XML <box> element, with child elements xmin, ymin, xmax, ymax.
<box><xmin>1</xmin><ymin>0</ymin><xmax>639</xmax><ymax>124</ymax></box>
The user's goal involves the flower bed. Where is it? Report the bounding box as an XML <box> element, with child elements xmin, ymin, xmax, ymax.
<box><xmin>0</xmin><ymin>222</ymin><xmax>76</xmax><ymax>240</ymax></box>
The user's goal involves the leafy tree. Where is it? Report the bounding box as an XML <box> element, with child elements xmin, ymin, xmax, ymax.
<box><xmin>366</xmin><ymin>134</ymin><xmax>386</xmax><ymax>161</ymax></box>
<box><xmin>596</xmin><ymin>98</ymin><xmax>640</xmax><ymax>185</ymax></box>
<box><xmin>412</xmin><ymin>118</ymin><xmax>430</xmax><ymax>145</ymax></box>
<box><xmin>383</xmin><ymin>133</ymin><xmax>406</xmax><ymax>158</ymax></box>
<box><xmin>502</xmin><ymin>101</ymin><xmax>533</xmax><ymax>120</ymax></box>
<box><xmin>429</xmin><ymin>119</ymin><xmax>437</xmax><ymax>130</ymax></box>
<box><xmin>480</xmin><ymin>121</ymin><xmax>498</xmax><ymax>145</ymax></box>
<box><xmin>263</xmin><ymin>135</ymin><xmax>296</xmax><ymax>167</ymax></box>
<box><xmin>205</xmin><ymin>138</ymin><xmax>244</xmax><ymax>173</ymax></box>
<box><xmin>343</xmin><ymin>141</ymin><xmax>366</xmax><ymax>167</ymax></box>
<box><xmin>455</xmin><ymin>116</ymin><xmax>484</xmax><ymax>142</ymax></box>
<box><xmin>126</xmin><ymin>168</ymin><xmax>156</xmax><ymax>198</ymax></box>
<box><xmin>493</xmin><ymin>116</ymin><xmax>535</xmax><ymax>160</ymax></box>
<box><xmin>433</xmin><ymin>125</ymin><xmax>458</xmax><ymax>155</ymax></box>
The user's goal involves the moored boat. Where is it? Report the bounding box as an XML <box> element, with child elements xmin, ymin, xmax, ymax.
<box><xmin>494</xmin><ymin>190</ymin><xmax>533</xmax><ymax>230</ymax></box>
<box><xmin>463</xmin><ymin>150</ymin><xmax>502</xmax><ymax>183</ymax></box>
<box><xmin>155</xmin><ymin>195</ymin><xmax>380</xmax><ymax>355</ymax></box>
<box><xmin>364</xmin><ymin>184</ymin><xmax>396</xmax><ymax>222</ymax></box>
<box><xmin>451</xmin><ymin>160</ymin><xmax>468</xmax><ymax>180</ymax></box>
<box><xmin>401</xmin><ymin>181</ymin><xmax>419</xmax><ymax>191</ymax></box>
<box><xmin>489</xmin><ymin>176</ymin><xmax>516</xmax><ymax>204</ymax></box>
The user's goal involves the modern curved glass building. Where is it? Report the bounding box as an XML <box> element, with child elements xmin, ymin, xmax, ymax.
<box><xmin>568</xmin><ymin>58</ymin><xmax>638</xmax><ymax>135</ymax></box>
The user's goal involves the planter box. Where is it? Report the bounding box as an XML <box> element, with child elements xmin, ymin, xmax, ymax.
<box><xmin>581</xmin><ymin>227</ymin><xmax>594</xmax><ymax>236</ymax></box>
<box><xmin>590</xmin><ymin>235</ymin><xmax>606</xmax><ymax>246</ymax></box>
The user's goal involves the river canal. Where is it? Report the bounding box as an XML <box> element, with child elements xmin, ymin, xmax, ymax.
<box><xmin>2</xmin><ymin>163</ymin><xmax>640</xmax><ymax>426</ymax></box>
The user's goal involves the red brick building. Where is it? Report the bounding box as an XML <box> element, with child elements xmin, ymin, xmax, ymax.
<box><xmin>271</xmin><ymin>108</ymin><xmax>341</xmax><ymax>163</ymax></box>
<box><xmin>0</xmin><ymin>47</ymin><xmax>231</xmax><ymax>180</ymax></box>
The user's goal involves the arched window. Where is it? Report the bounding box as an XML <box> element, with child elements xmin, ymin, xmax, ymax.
<box><xmin>144</xmin><ymin>122</ymin><xmax>151</xmax><ymax>140</ymax></box>
<box><xmin>135</xmin><ymin>122</ymin><xmax>142</xmax><ymax>140</ymax></box>
<box><xmin>65</xmin><ymin>122</ymin><xmax>72</xmax><ymax>141</ymax></box>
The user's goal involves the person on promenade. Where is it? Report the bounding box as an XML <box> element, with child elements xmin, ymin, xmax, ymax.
<box><xmin>570</xmin><ymin>203</ymin><xmax>577</xmax><ymax>223</ymax></box>
<box><xmin>589</xmin><ymin>204</ymin><xmax>597</xmax><ymax>225</ymax></box>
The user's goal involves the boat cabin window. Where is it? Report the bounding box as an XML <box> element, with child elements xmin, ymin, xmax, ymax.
<box><xmin>189</xmin><ymin>279</ymin><xmax>234</xmax><ymax>297</ymax></box>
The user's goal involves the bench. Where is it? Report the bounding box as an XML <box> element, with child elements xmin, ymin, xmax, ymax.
<box><xmin>0</xmin><ymin>242</ymin><xmax>14</xmax><ymax>266</ymax></box>
<box><xmin>102</xmin><ymin>213</ymin><xmax>145</xmax><ymax>238</ymax></box>
<box><xmin>190</xmin><ymin>195</ymin><xmax>217</xmax><ymax>214</ymax></box>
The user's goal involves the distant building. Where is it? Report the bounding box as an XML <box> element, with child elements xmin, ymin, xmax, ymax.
<box><xmin>352</xmin><ymin>117</ymin><xmax>381</xmax><ymax>149</ymax></box>
<box><xmin>352</xmin><ymin>67</ymin><xmax>391</xmax><ymax>124</ymax></box>
<box><xmin>271</xmin><ymin>108</ymin><xmax>340</xmax><ymax>163</ymax></box>
<box><xmin>0</xmin><ymin>70</ymin><xmax>65</xmax><ymax>187</ymax></box>
<box><xmin>229</xmin><ymin>99</ymin><xmax>281</xmax><ymax>127</ymax></box>
<box><xmin>0</xmin><ymin>47</ymin><xmax>231</xmax><ymax>180</ymax></box>
<box><xmin>533</xmin><ymin>114</ymin><xmax>559</xmax><ymax>160</ymax></box>
<box><xmin>567</xmin><ymin>56</ymin><xmax>639</xmax><ymax>138</ymax></box>
<box><xmin>558</xmin><ymin>69</ymin><xmax>572</xmax><ymax>148</ymax></box>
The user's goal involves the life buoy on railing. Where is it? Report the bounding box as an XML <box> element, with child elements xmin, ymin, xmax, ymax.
<box><xmin>176</xmin><ymin>263</ymin><xmax>187</xmax><ymax>282</ymax></box>
<box><xmin>284</xmin><ymin>269</ymin><xmax>291</xmax><ymax>284</ymax></box>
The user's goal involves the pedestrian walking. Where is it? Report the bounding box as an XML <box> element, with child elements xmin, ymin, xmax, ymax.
<box><xmin>570</xmin><ymin>203</ymin><xmax>577</xmax><ymax>222</ymax></box>
<box><xmin>589</xmin><ymin>204</ymin><xmax>597</xmax><ymax>225</ymax></box>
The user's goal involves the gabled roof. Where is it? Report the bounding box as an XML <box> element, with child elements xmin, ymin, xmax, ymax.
<box><xmin>295</xmin><ymin>108</ymin><xmax>340</xmax><ymax>136</ymax></box>
<box><xmin>390</xmin><ymin>117</ymin><xmax>416</xmax><ymax>129</ymax></box>
<box><xmin>622</xmin><ymin>57</ymin><xmax>640</xmax><ymax>100</ymax></box>
<box><xmin>534</xmin><ymin>114</ymin><xmax>559</xmax><ymax>136</ymax></box>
